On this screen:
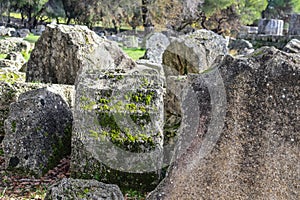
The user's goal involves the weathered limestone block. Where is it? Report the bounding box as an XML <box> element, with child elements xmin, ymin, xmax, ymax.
<box><xmin>0</xmin><ymin>82</ymin><xmax>17</xmax><ymax>143</ymax></box>
<box><xmin>26</xmin><ymin>24</ymin><xmax>135</xmax><ymax>84</ymax></box>
<box><xmin>123</xmin><ymin>35</ymin><xmax>139</xmax><ymax>48</ymax></box>
<box><xmin>71</xmin><ymin>41</ymin><xmax>164</xmax><ymax>191</ymax></box>
<box><xmin>45</xmin><ymin>178</ymin><xmax>124</xmax><ymax>200</ymax></box>
<box><xmin>258</xmin><ymin>19</ymin><xmax>284</xmax><ymax>35</ymax></box>
<box><xmin>143</xmin><ymin>33</ymin><xmax>170</xmax><ymax>64</ymax></box>
<box><xmin>72</xmin><ymin>68</ymin><xmax>164</xmax><ymax>192</ymax></box>
<box><xmin>147</xmin><ymin>47</ymin><xmax>300</xmax><ymax>199</ymax></box>
<box><xmin>17</xmin><ymin>28</ymin><xmax>30</xmax><ymax>38</ymax></box>
<box><xmin>0</xmin><ymin>82</ymin><xmax>74</xmax><ymax>143</ymax></box>
<box><xmin>228</xmin><ymin>38</ymin><xmax>254</xmax><ymax>55</ymax></box>
<box><xmin>2</xmin><ymin>86</ymin><xmax>74</xmax><ymax>177</ymax></box>
<box><xmin>283</xmin><ymin>39</ymin><xmax>300</xmax><ymax>53</ymax></box>
<box><xmin>162</xmin><ymin>29</ymin><xmax>228</xmax><ymax>77</ymax></box>
<box><xmin>0</xmin><ymin>37</ymin><xmax>31</xmax><ymax>55</ymax></box>
<box><xmin>288</xmin><ymin>14</ymin><xmax>300</xmax><ymax>35</ymax></box>
<box><xmin>0</xmin><ymin>59</ymin><xmax>23</xmax><ymax>70</ymax></box>
<box><xmin>0</xmin><ymin>26</ymin><xmax>16</xmax><ymax>37</ymax></box>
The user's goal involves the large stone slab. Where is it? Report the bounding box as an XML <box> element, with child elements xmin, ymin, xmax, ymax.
<box><xmin>0</xmin><ymin>37</ymin><xmax>31</xmax><ymax>55</ymax></box>
<box><xmin>71</xmin><ymin>68</ymin><xmax>164</xmax><ymax>192</ymax></box>
<box><xmin>2</xmin><ymin>86</ymin><xmax>74</xmax><ymax>177</ymax></box>
<box><xmin>45</xmin><ymin>178</ymin><xmax>124</xmax><ymax>200</ymax></box>
<box><xmin>0</xmin><ymin>82</ymin><xmax>74</xmax><ymax>143</ymax></box>
<box><xmin>143</xmin><ymin>32</ymin><xmax>170</xmax><ymax>64</ymax></box>
<box><xmin>26</xmin><ymin>24</ymin><xmax>135</xmax><ymax>84</ymax></box>
<box><xmin>162</xmin><ymin>29</ymin><xmax>227</xmax><ymax>77</ymax></box>
<box><xmin>147</xmin><ymin>47</ymin><xmax>300</xmax><ymax>199</ymax></box>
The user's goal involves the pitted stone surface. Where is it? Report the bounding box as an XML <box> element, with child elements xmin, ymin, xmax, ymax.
<box><xmin>45</xmin><ymin>178</ymin><xmax>124</xmax><ymax>200</ymax></box>
<box><xmin>162</xmin><ymin>29</ymin><xmax>227</xmax><ymax>76</ymax></box>
<box><xmin>26</xmin><ymin>24</ymin><xmax>135</xmax><ymax>84</ymax></box>
<box><xmin>72</xmin><ymin>69</ymin><xmax>164</xmax><ymax>192</ymax></box>
<box><xmin>2</xmin><ymin>87</ymin><xmax>73</xmax><ymax>177</ymax></box>
<box><xmin>143</xmin><ymin>32</ymin><xmax>170</xmax><ymax>64</ymax></box>
<box><xmin>283</xmin><ymin>39</ymin><xmax>300</xmax><ymax>53</ymax></box>
<box><xmin>147</xmin><ymin>47</ymin><xmax>300</xmax><ymax>199</ymax></box>
<box><xmin>0</xmin><ymin>82</ymin><xmax>74</xmax><ymax>144</ymax></box>
<box><xmin>0</xmin><ymin>37</ymin><xmax>30</xmax><ymax>55</ymax></box>
<box><xmin>71</xmin><ymin>34</ymin><xmax>164</xmax><ymax>192</ymax></box>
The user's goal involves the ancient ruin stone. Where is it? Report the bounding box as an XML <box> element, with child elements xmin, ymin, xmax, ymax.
<box><xmin>0</xmin><ymin>26</ymin><xmax>16</xmax><ymax>37</ymax></box>
<box><xmin>283</xmin><ymin>39</ymin><xmax>300</xmax><ymax>53</ymax></box>
<box><xmin>258</xmin><ymin>19</ymin><xmax>284</xmax><ymax>35</ymax></box>
<box><xmin>123</xmin><ymin>35</ymin><xmax>139</xmax><ymax>48</ymax></box>
<box><xmin>143</xmin><ymin>32</ymin><xmax>170</xmax><ymax>64</ymax></box>
<box><xmin>2</xmin><ymin>87</ymin><xmax>73</xmax><ymax>177</ymax></box>
<box><xmin>288</xmin><ymin>14</ymin><xmax>300</xmax><ymax>35</ymax></box>
<box><xmin>0</xmin><ymin>67</ymin><xmax>25</xmax><ymax>84</ymax></box>
<box><xmin>26</xmin><ymin>24</ymin><xmax>135</xmax><ymax>85</ymax></box>
<box><xmin>45</xmin><ymin>178</ymin><xmax>124</xmax><ymax>200</ymax></box>
<box><xmin>147</xmin><ymin>47</ymin><xmax>300</xmax><ymax>199</ymax></box>
<box><xmin>17</xmin><ymin>29</ymin><xmax>30</xmax><ymax>38</ymax></box>
<box><xmin>162</xmin><ymin>29</ymin><xmax>227</xmax><ymax>77</ymax></box>
<box><xmin>71</xmin><ymin>45</ymin><xmax>164</xmax><ymax>192</ymax></box>
<box><xmin>0</xmin><ymin>82</ymin><xmax>16</xmax><ymax>143</ymax></box>
<box><xmin>0</xmin><ymin>37</ymin><xmax>31</xmax><ymax>55</ymax></box>
<box><xmin>228</xmin><ymin>38</ymin><xmax>254</xmax><ymax>55</ymax></box>
<box><xmin>0</xmin><ymin>58</ymin><xmax>24</xmax><ymax>70</ymax></box>
<box><xmin>0</xmin><ymin>82</ymin><xmax>74</xmax><ymax>144</ymax></box>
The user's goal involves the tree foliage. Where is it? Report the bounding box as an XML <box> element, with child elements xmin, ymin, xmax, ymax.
<box><xmin>1</xmin><ymin>0</ymin><xmax>299</xmax><ymax>34</ymax></box>
<box><xmin>291</xmin><ymin>0</ymin><xmax>300</xmax><ymax>12</ymax></box>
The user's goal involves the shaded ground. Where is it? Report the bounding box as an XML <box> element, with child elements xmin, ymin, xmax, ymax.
<box><xmin>0</xmin><ymin>143</ymin><xmax>70</xmax><ymax>199</ymax></box>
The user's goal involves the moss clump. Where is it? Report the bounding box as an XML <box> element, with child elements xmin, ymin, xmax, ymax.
<box><xmin>74</xmin><ymin>161</ymin><xmax>162</xmax><ymax>195</ymax></box>
<box><xmin>0</xmin><ymin>71</ymin><xmax>26</xmax><ymax>84</ymax></box>
<box><xmin>11</xmin><ymin>120</ymin><xmax>17</xmax><ymax>132</ymax></box>
<box><xmin>44</xmin><ymin>124</ymin><xmax>72</xmax><ymax>174</ymax></box>
<box><xmin>130</xmin><ymin>90</ymin><xmax>155</xmax><ymax>105</ymax></box>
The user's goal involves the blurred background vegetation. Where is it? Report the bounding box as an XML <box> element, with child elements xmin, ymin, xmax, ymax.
<box><xmin>0</xmin><ymin>0</ymin><xmax>299</xmax><ymax>36</ymax></box>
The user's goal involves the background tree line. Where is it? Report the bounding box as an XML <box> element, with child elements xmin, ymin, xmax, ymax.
<box><xmin>0</xmin><ymin>0</ymin><xmax>300</xmax><ymax>35</ymax></box>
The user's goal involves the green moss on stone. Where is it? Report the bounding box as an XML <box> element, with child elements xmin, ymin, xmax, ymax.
<box><xmin>11</xmin><ymin>120</ymin><xmax>16</xmax><ymax>132</ymax></box>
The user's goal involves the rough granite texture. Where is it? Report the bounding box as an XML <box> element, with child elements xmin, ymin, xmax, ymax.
<box><xmin>0</xmin><ymin>82</ymin><xmax>74</xmax><ymax>143</ymax></box>
<box><xmin>26</xmin><ymin>24</ymin><xmax>135</xmax><ymax>85</ymax></box>
<box><xmin>147</xmin><ymin>47</ymin><xmax>300</xmax><ymax>199</ymax></box>
<box><xmin>288</xmin><ymin>14</ymin><xmax>300</xmax><ymax>35</ymax></box>
<box><xmin>2</xmin><ymin>87</ymin><xmax>73</xmax><ymax>177</ymax></box>
<box><xmin>162</xmin><ymin>29</ymin><xmax>228</xmax><ymax>76</ymax></box>
<box><xmin>0</xmin><ymin>37</ymin><xmax>31</xmax><ymax>54</ymax></box>
<box><xmin>45</xmin><ymin>178</ymin><xmax>124</xmax><ymax>200</ymax></box>
<box><xmin>143</xmin><ymin>32</ymin><xmax>170</xmax><ymax>64</ymax></box>
<box><xmin>283</xmin><ymin>39</ymin><xmax>300</xmax><ymax>53</ymax></box>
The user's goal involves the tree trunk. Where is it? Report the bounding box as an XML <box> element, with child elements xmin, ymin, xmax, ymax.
<box><xmin>141</xmin><ymin>0</ymin><xmax>154</xmax><ymax>33</ymax></box>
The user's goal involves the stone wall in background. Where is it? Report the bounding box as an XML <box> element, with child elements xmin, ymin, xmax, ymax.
<box><xmin>258</xmin><ymin>19</ymin><xmax>284</xmax><ymax>36</ymax></box>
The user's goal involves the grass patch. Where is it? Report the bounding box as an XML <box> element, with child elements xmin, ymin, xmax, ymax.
<box><xmin>0</xmin><ymin>54</ymin><xmax>7</xmax><ymax>59</ymax></box>
<box><xmin>122</xmin><ymin>48</ymin><xmax>145</xmax><ymax>61</ymax></box>
<box><xmin>3</xmin><ymin>12</ymin><xmax>22</xmax><ymax>19</ymax></box>
<box><xmin>24</xmin><ymin>33</ymin><xmax>40</xmax><ymax>44</ymax></box>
